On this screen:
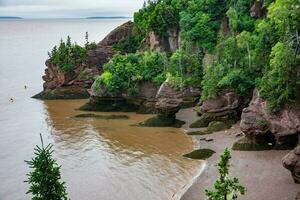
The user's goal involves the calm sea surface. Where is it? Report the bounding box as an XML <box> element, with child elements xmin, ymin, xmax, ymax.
<box><xmin>0</xmin><ymin>19</ymin><xmax>202</xmax><ymax>200</ymax></box>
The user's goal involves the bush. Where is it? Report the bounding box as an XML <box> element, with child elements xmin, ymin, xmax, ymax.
<box><xmin>205</xmin><ymin>148</ymin><xmax>245</xmax><ymax>200</ymax></box>
<box><xmin>25</xmin><ymin>134</ymin><xmax>68</xmax><ymax>200</ymax></box>
<box><xmin>93</xmin><ymin>51</ymin><xmax>168</xmax><ymax>95</ymax></box>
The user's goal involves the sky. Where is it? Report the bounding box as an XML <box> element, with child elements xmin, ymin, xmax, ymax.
<box><xmin>0</xmin><ymin>0</ymin><xmax>145</xmax><ymax>18</ymax></box>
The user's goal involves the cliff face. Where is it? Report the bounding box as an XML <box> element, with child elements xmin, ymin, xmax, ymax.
<box><xmin>240</xmin><ymin>89</ymin><xmax>299</xmax><ymax>149</ymax></box>
<box><xmin>33</xmin><ymin>21</ymin><xmax>135</xmax><ymax>99</ymax></box>
<box><xmin>144</xmin><ymin>27</ymin><xmax>180</xmax><ymax>53</ymax></box>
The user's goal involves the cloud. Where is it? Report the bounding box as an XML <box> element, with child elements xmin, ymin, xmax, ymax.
<box><xmin>0</xmin><ymin>0</ymin><xmax>144</xmax><ymax>18</ymax></box>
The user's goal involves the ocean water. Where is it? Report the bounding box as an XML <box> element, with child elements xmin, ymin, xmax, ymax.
<box><xmin>0</xmin><ymin>19</ymin><xmax>202</xmax><ymax>200</ymax></box>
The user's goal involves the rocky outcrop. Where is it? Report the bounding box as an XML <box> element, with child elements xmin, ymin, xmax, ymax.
<box><xmin>145</xmin><ymin>28</ymin><xmax>180</xmax><ymax>53</ymax></box>
<box><xmin>239</xmin><ymin>89</ymin><xmax>299</xmax><ymax>149</ymax></box>
<box><xmin>79</xmin><ymin>81</ymin><xmax>159</xmax><ymax>113</ymax></box>
<box><xmin>155</xmin><ymin>81</ymin><xmax>200</xmax><ymax>115</ymax></box>
<box><xmin>250</xmin><ymin>0</ymin><xmax>265</xmax><ymax>18</ymax></box>
<box><xmin>33</xmin><ymin>21</ymin><xmax>135</xmax><ymax>99</ymax></box>
<box><xmin>283</xmin><ymin>145</ymin><xmax>300</xmax><ymax>183</ymax></box>
<box><xmin>140</xmin><ymin>81</ymin><xmax>200</xmax><ymax>127</ymax></box>
<box><xmin>190</xmin><ymin>90</ymin><xmax>250</xmax><ymax>128</ymax></box>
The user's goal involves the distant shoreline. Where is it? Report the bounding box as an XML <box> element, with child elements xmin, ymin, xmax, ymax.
<box><xmin>0</xmin><ymin>17</ymin><xmax>23</xmax><ymax>19</ymax></box>
<box><xmin>0</xmin><ymin>17</ymin><xmax>131</xmax><ymax>21</ymax></box>
<box><xmin>86</xmin><ymin>17</ymin><xmax>130</xmax><ymax>19</ymax></box>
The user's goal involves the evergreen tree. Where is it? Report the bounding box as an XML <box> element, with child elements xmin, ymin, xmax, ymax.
<box><xmin>25</xmin><ymin>134</ymin><xmax>69</xmax><ymax>200</ymax></box>
<box><xmin>205</xmin><ymin>148</ymin><xmax>245</xmax><ymax>200</ymax></box>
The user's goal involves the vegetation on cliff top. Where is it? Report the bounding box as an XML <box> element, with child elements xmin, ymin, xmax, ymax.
<box><xmin>133</xmin><ymin>0</ymin><xmax>300</xmax><ymax>112</ymax></box>
<box><xmin>48</xmin><ymin>33</ymin><xmax>96</xmax><ymax>73</ymax></box>
<box><xmin>93</xmin><ymin>48</ymin><xmax>202</xmax><ymax>95</ymax></box>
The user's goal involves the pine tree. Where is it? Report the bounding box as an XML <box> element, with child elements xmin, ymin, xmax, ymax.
<box><xmin>25</xmin><ymin>134</ymin><xmax>69</xmax><ymax>200</ymax></box>
<box><xmin>205</xmin><ymin>148</ymin><xmax>245</xmax><ymax>200</ymax></box>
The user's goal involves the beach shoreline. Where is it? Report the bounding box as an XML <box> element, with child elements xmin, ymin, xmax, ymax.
<box><xmin>176</xmin><ymin>108</ymin><xmax>299</xmax><ymax>200</ymax></box>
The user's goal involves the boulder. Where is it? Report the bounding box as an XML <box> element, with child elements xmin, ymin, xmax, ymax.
<box><xmin>190</xmin><ymin>90</ymin><xmax>249</xmax><ymax>128</ymax></box>
<box><xmin>283</xmin><ymin>145</ymin><xmax>300</xmax><ymax>183</ymax></box>
<box><xmin>240</xmin><ymin>89</ymin><xmax>300</xmax><ymax>149</ymax></box>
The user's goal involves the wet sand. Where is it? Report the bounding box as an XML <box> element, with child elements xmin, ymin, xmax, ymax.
<box><xmin>176</xmin><ymin>108</ymin><xmax>300</xmax><ymax>200</ymax></box>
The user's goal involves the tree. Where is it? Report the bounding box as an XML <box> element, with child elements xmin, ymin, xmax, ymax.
<box><xmin>205</xmin><ymin>148</ymin><xmax>245</xmax><ymax>200</ymax></box>
<box><xmin>25</xmin><ymin>134</ymin><xmax>69</xmax><ymax>200</ymax></box>
<box><xmin>259</xmin><ymin>42</ymin><xmax>299</xmax><ymax>113</ymax></box>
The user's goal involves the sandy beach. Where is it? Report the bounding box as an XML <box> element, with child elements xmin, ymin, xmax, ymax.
<box><xmin>177</xmin><ymin>108</ymin><xmax>300</xmax><ymax>200</ymax></box>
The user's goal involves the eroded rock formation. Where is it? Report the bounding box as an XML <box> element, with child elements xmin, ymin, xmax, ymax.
<box><xmin>145</xmin><ymin>28</ymin><xmax>180</xmax><ymax>53</ymax></box>
<box><xmin>79</xmin><ymin>81</ymin><xmax>159</xmax><ymax>113</ymax></box>
<box><xmin>190</xmin><ymin>90</ymin><xmax>250</xmax><ymax>128</ymax></box>
<box><xmin>33</xmin><ymin>21</ymin><xmax>135</xmax><ymax>99</ymax></box>
<box><xmin>140</xmin><ymin>81</ymin><xmax>200</xmax><ymax>127</ymax></box>
<box><xmin>239</xmin><ymin>89</ymin><xmax>300</xmax><ymax>149</ymax></box>
<box><xmin>283</xmin><ymin>145</ymin><xmax>300</xmax><ymax>183</ymax></box>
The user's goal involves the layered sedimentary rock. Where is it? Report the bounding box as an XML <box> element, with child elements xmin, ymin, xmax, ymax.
<box><xmin>283</xmin><ymin>145</ymin><xmax>300</xmax><ymax>183</ymax></box>
<box><xmin>190</xmin><ymin>90</ymin><xmax>250</xmax><ymax>128</ymax></box>
<box><xmin>239</xmin><ymin>89</ymin><xmax>299</xmax><ymax>149</ymax></box>
<box><xmin>33</xmin><ymin>21</ymin><xmax>135</xmax><ymax>99</ymax></box>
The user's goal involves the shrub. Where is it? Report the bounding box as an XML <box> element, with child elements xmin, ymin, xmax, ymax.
<box><xmin>25</xmin><ymin>134</ymin><xmax>68</xmax><ymax>200</ymax></box>
<box><xmin>205</xmin><ymin>148</ymin><xmax>245</xmax><ymax>200</ymax></box>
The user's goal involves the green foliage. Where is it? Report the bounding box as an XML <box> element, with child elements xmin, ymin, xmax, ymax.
<box><xmin>259</xmin><ymin>42</ymin><xmax>300</xmax><ymax>112</ymax></box>
<box><xmin>49</xmin><ymin>34</ymin><xmax>96</xmax><ymax>73</ymax></box>
<box><xmin>112</xmin><ymin>33</ymin><xmax>144</xmax><ymax>53</ymax></box>
<box><xmin>93</xmin><ymin>51</ymin><xmax>168</xmax><ymax>95</ymax></box>
<box><xmin>201</xmin><ymin>31</ymin><xmax>258</xmax><ymax>100</ymax></box>
<box><xmin>25</xmin><ymin>134</ymin><xmax>68</xmax><ymax>200</ymax></box>
<box><xmin>179</xmin><ymin>0</ymin><xmax>227</xmax><ymax>52</ymax></box>
<box><xmin>168</xmin><ymin>48</ymin><xmax>203</xmax><ymax>87</ymax></box>
<box><xmin>205</xmin><ymin>148</ymin><xmax>246</xmax><ymax>200</ymax></box>
<box><xmin>134</xmin><ymin>0</ymin><xmax>180</xmax><ymax>38</ymax></box>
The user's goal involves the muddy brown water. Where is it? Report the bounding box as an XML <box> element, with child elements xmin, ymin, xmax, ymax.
<box><xmin>0</xmin><ymin>20</ymin><xmax>203</xmax><ymax>200</ymax></box>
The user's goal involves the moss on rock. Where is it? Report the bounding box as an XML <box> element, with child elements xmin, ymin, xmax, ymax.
<box><xmin>32</xmin><ymin>88</ymin><xmax>89</xmax><ymax>100</ymax></box>
<box><xmin>186</xmin><ymin>130</ymin><xmax>212</xmax><ymax>135</ymax></box>
<box><xmin>207</xmin><ymin>121</ymin><xmax>233</xmax><ymax>132</ymax></box>
<box><xmin>78</xmin><ymin>99</ymin><xmax>139</xmax><ymax>112</ymax></box>
<box><xmin>190</xmin><ymin>112</ymin><xmax>238</xmax><ymax>128</ymax></box>
<box><xmin>232</xmin><ymin>137</ymin><xmax>274</xmax><ymax>151</ymax></box>
<box><xmin>139</xmin><ymin>114</ymin><xmax>185</xmax><ymax>128</ymax></box>
<box><xmin>183</xmin><ymin>149</ymin><xmax>216</xmax><ymax>160</ymax></box>
<box><xmin>73</xmin><ymin>113</ymin><xmax>129</xmax><ymax>120</ymax></box>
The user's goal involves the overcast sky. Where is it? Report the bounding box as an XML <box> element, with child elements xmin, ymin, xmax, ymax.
<box><xmin>0</xmin><ymin>0</ymin><xmax>145</xmax><ymax>18</ymax></box>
